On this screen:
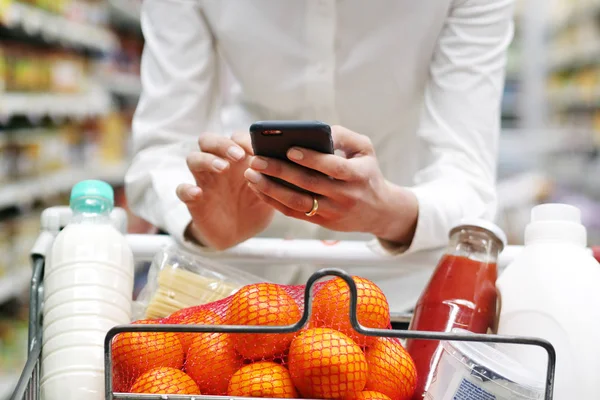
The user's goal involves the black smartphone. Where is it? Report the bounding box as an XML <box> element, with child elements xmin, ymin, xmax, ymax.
<box><xmin>249</xmin><ymin>120</ymin><xmax>334</xmax><ymax>193</ymax></box>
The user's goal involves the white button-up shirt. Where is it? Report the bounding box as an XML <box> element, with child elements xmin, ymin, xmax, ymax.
<box><xmin>125</xmin><ymin>0</ymin><xmax>514</xmax><ymax>311</ymax></box>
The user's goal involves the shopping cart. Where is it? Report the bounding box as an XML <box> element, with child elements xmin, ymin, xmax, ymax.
<box><xmin>10</xmin><ymin>207</ymin><xmax>557</xmax><ymax>400</ymax></box>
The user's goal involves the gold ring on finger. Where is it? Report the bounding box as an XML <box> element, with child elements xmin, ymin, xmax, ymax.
<box><xmin>305</xmin><ymin>195</ymin><xmax>319</xmax><ymax>217</ymax></box>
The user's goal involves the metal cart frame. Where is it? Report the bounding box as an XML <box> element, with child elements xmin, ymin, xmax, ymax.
<box><xmin>10</xmin><ymin>208</ymin><xmax>556</xmax><ymax>400</ymax></box>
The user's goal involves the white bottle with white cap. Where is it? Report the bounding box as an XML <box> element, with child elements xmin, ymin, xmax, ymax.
<box><xmin>497</xmin><ymin>203</ymin><xmax>600</xmax><ymax>400</ymax></box>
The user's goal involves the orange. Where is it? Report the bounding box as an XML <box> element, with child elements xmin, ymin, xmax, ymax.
<box><xmin>175</xmin><ymin>308</ymin><xmax>223</xmax><ymax>353</ymax></box>
<box><xmin>227</xmin><ymin>283</ymin><xmax>301</xmax><ymax>359</ymax></box>
<box><xmin>185</xmin><ymin>332</ymin><xmax>243</xmax><ymax>395</ymax></box>
<box><xmin>166</xmin><ymin>306</ymin><xmax>195</xmax><ymax>322</ymax></box>
<box><xmin>112</xmin><ymin>319</ymin><xmax>184</xmax><ymax>386</ymax></box>
<box><xmin>130</xmin><ymin>367</ymin><xmax>200</xmax><ymax>394</ymax></box>
<box><xmin>347</xmin><ymin>391</ymin><xmax>392</xmax><ymax>400</ymax></box>
<box><xmin>311</xmin><ymin>276</ymin><xmax>390</xmax><ymax>347</ymax></box>
<box><xmin>227</xmin><ymin>361</ymin><xmax>298</xmax><ymax>398</ymax></box>
<box><xmin>364</xmin><ymin>337</ymin><xmax>417</xmax><ymax>400</ymax></box>
<box><xmin>288</xmin><ymin>327</ymin><xmax>367</xmax><ymax>399</ymax></box>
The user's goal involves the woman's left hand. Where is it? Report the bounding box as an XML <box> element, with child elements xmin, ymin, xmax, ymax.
<box><xmin>243</xmin><ymin>125</ymin><xmax>419</xmax><ymax>245</ymax></box>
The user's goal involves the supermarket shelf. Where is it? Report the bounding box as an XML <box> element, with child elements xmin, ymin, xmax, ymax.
<box><xmin>548</xmin><ymin>42</ymin><xmax>600</xmax><ymax>71</ymax></box>
<box><xmin>549</xmin><ymin>1</ymin><xmax>600</xmax><ymax>36</ymax></box>
<box><xmin>98</xmin><ymin>72</ymin><xmax>141</xmax><ymax>97</ymax></box>
<box><xmin>548</xmin><ymin>86</ymin><xmax>600</xmax><ymax>110</ymax></box>
<box><xmin>0</xmin><ymin>162</ymin><xmax>129</xmax><ymax>210</ymax></box>
<box><xmin>0</xmin><ymin>88</ymin><xmax>114</xmax><ymax>120</ymax></box>
<box><xmin>0</xmin><ymin>268</ymin><xmax>30</xmax><ymax>305</ymax></box>
<box><xmin>108</xmin><ymin>0</ymin><xmax>141</xmax><ymax>27</ymax></box>
<box><xmin>0</xmin><ymin>1</ymin><xmax>119</xmax><ymax>52</ymax></box>
<box><xmin>0</xmin><ymin>374</ymin><xmax>19</xmax><ymax>400</ymax></box>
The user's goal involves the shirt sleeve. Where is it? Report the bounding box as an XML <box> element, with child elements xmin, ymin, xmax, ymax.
<box><xmin>124</xmin><ymin>0</ymin><xmax>221</xmax><ymax>243</ymax></box>
<box><xmin>372</xmin><ymin>0</ymin><xmax>515</xmax><ymax>256</ymax></box>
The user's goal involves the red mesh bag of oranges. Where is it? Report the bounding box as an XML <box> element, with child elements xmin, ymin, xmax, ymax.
<box><xmin>111</xmin><ymin>275</ymin><xmax>417</xmax><ymax>400</ymax></box>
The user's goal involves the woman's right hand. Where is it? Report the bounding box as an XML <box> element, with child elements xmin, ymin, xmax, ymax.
<box><xmin>176</xmin><ymin>132</ymin><xmax>275</xmax><ymax>250</ymax></box>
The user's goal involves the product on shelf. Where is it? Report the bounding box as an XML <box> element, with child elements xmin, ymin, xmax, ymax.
<box><xmin>9</xmin><ymin>129</ymin><xmax>41</xmax><ymax>179</ymax></box>
<box><xmin>49</xmin><ymin>50</ymin><xmax>87</xmax><ymax>94</ymax></box>
<box><xmin>16</xmin><ymin>0</ymin><xmax>72</xmax><ymax>16</ymax></box>
<box><xmin>6</xmin><ymin>127</ymin><xmax>69</xmax><ymax>179</ymax></box>
<box><xmin>0</xmin><ymin>315</ymin><xmax>28</xmax><ymax>376</ymax></box>
<box><xmin>0</xmin><ymin>220</ymin><xmax>13</xmax><ymax>278</ymax></box>
<box><xmin>0</xmin><ymin>132</ymin><xmax>9</xmax><ymax>184</ymax></box>
<box><xmin>406</xmin><ymin>220</ymin><xmax>506</xmax><ymax>399</ymax></box>
<box><xmin>0</xmin><ymin>114</ymin><xmax>131</xmax><ymax>184</ymax></box>
<box><xmin>0</xmin><ymin>44</ymin><xmax>6</xmax><ymax>92</ymax></box>
<box><xmin>98</xmin><ymin>111</ymin><xmax>130</xmax><ymax>163</ymax></box>
<box><xmin>3</xmin><ymin>0</ymin><xmax>110</xmax><ymax>25</ymax></box>
<box><xmin>0</xmin><ymin>42</ymin><xmax>88</xmax><ymax>94</ymax></box>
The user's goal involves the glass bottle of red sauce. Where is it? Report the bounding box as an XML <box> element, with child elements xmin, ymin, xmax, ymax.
<box><xmin>406</xmin><ymin>219</ymin><xmax>506</xmax><ymax>399</ymax></box>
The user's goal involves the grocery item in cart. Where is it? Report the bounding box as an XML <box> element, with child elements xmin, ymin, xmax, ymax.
<box><xmin>133</xmin><ymin>244</ymin><xmax>265</xmax><ymax>320</ymax></box>
<box><xmin>130</xmin><ymin>367</ymin><xmax>200</xmax><ymax>395</ymax></box>
<box><xmin>497</xmin><ymin>203</ymin><xmax>600</xmax><ymax>400</ymax></box>
<box><xmin>41</xmin><ymin>180</ymin><xmax>134</xmax><ymax>400</ymax></box>
<box><xmin>228</xmin><ymin>361</ymin><xmax>298</xmax><ymax>398</ymax></box>
<box><xmin>425</xmin><ymin>329</ymin><xmax>544</xmax><ymax>400</ymax></box>
<box><xmin>406</xmin><ymin>219</ymin><xmax>506</xmax><ymax>399</ymax></box>
<box><xmin>112</xmin><ymin>319</ymin><xmax>184</xmax><ymax>392</ymax></box>
<box><xmin>311</xmin><ymin>276</ymin><xmax>391</xmax><ymax>347</ymax></box>
<box><xmin>112</xmin><ymin>277</ymin><xmax>418</xmax><ymax>399</ymax></box>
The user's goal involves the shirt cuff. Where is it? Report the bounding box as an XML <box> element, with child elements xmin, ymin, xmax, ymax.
<box><xmin>369</xmin><ymin>184</ymin><xmax>447</xmax><ymax>257</ymax></box>
<box><xmin>163</xmin><ymin>201</ymin><xmax>196</xmax><ymax>245</ymax></box>
<box><xmin>163</xmin><ymin>200</ymin><xmax>224</xmax><ymax>255</ymax></box>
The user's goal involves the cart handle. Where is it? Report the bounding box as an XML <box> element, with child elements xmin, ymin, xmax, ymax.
<box><xmin>33</xmin><ymin>206</ymin><xmax>599</xmax><ymax>268</ymax></box>
<box><xmin>33</xmin><ymin>231</ymin><xmax>598</xmax><ymax>268</ymax></box>
<box><xmin>124</xmin><ymin>234</ymin><xmax>527</xmax><ymax>267</ymax></box>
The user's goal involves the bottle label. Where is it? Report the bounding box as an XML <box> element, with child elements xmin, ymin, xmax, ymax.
<box><xmin>424</xmin><ymin>353</ymin><xmax>511</xmax><ymax>400</ymax></box>
<box><xmin>452</xmin><ymin>378</ymin><xmax>496</xmax><ymax>400</ymax></box>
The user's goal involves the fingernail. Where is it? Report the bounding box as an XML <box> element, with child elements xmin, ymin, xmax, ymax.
<box><xmin>227</xmin><ymin>146</ymin><xmax>245</xmax><ymax>160</ymax></box>
<box><xmin>251</xmin><ymin>157</ymin><xmax>268</xmax><ymax>170</ymax></box>
<box><xmin>288</xmin><ymin>148</ymin><xmax>304</xmax><ymax>160</ymax></box>
<box><xmin>212</xmin><ymin>158</ymin><xmax>229</xmax><ymax>171</ymax></box>
<box><xmin>189</xmin><ymin>187</ymin><xmax>202</xmax><ymax>197</ymax></box>
<box><xmin>244</xmin><ymin>168</ymin><xmax>262</xmax><ymax>184</ymax></box>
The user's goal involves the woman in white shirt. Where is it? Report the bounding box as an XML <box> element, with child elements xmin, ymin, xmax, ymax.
<box><xmin>125</xmin><ymin>0</ymin><xmax>514</xmax><ymax>310</ymax></box>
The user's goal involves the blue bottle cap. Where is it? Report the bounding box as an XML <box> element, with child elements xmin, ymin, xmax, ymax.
<box><xmin>70</xmin><ymin>180</ymin><xmax>114</xmax><ymax>213</ymax></box>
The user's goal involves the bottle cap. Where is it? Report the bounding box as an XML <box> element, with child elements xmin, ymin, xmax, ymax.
<box><xmin>450</xmin><ymin>218</ymin><xmax>507</xmax><ymax>250</ymax></box>
<box><xmin>70</xmin><ymin>180</ymin><xmax>114</xmax><ymax>212</ymax></box>
<box><xmin>531</xmin><ymin>203</ymin><xmax>580</xmax><ymax>223</ymax></box>
<box><xmin>525</xmin><ymin>203</ymin><xmax>586</xmax><ymax>246</ymax></box>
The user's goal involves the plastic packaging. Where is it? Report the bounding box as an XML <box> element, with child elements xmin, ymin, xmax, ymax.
<box><xmin>497</xmin><ymin>203</ymin><xmax>600</xmax><ymax>399</ymax></box>
<box><xmin>41</xmin><ymin>180</ymin><xmax>134</xmax><ymax>400</ymax></box>
<box><xmin>133</xmin><ymin>245</ymin><xmax>266</xmax><ymax>320</ymax></box>
<box><xmin>425</xmin><ymin>329</ymin><xmax>544</xmax><ymax>400</ymax></box>
<box><xmin>406</xmin><ymin>219</ymin><xmax>506</xmax><ymax>399</ymax></box>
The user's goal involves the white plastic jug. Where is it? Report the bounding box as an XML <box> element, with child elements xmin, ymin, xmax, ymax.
<box><xmin>40</xmin><ymin>180</ymin><xmax>134</xmax><ymax>400</ymax></box>
<box><xmin>497</xmin><ymin>203</ymin><xmax>600</xmax><ymax>400</ymax></box>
